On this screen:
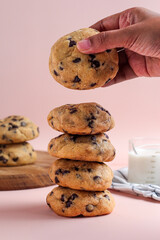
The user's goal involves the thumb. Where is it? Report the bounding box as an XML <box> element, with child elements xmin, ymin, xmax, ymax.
<box><xmin>77</xmin><ymin>27</ymin><xmax>137</xmax><ymax>53</ymax></box>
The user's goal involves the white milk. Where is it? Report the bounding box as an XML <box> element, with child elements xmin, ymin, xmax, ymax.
<box><xmin>128</xmin><ymin>147</ymin><xmax>160</xmax><ymax>185</ymax></box>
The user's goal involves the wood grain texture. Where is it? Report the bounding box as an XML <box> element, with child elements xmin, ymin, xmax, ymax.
<box><xmin>0</xmin><ymin>151</ymin><xmax>56</xmax><ymax>190</ymax></box>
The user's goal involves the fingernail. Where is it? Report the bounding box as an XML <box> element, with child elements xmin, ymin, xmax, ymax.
<box><xmin>77</xmin><ymin>39</ymin><xmax>91</xmax><ymax>51</ymax></box>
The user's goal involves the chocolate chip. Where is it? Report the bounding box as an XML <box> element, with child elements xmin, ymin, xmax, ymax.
<box><xmin>54</xmin><ymin>70</ymin><xmax>59</xmax><ymax>76</ymax></box>
<box><xmin>91</xmin><ymin>135</ymin><xmax>97</xmax><ymax>144</ymax></box>
<box><xmin>91</xmin><ymin>60</ymin><xmax>100</xmax><ymax>68</ymax></box>
<box><xmin>49</xmin><ymin>144</ymin><xmax>53</xmax><ymax>149</ymax></box>
<box><xmin>72</xmin><ymin>58</ymin><xmax>81</xmax><ymax>63</ymax></box>
<box><xmin>74</xmin><ymin>166</ymin><xmax>79</xmax><ymax>171</ymax></box>
<box><xmin>55</xmin><ymin>168</ymin><xmax>62</xmax><ymax>175</ymax></box>
<box><xmin>63</xmin><ymin>170</ymin><xmax>70</xmax><ymax>175</ymax></box>
<box><xmin>70</xmin><ymin>135</ymin><xmax>78</xmax><ymax>142</ymax></box>
<box><xmin>47</xmin><ymin>202</ymin><xmax>51</xmax><ymax>208</ymax></box>
<box><xmin>69</xmin><ymin>41</ymin><xmax>76</xmax><ymax>47</ymax></box>
<box><xmin>12</xmin><ymin>157</ymin><xmax>18</xmax><ymax>162</ymax></box>
<box><xmin>0</xmin><ymin>124</ymin><xmax>5</xmax><ymax>127</ymax></box>
<box><xmin>59</xmin><ymin>66</ymin><xmax>63</xmax><ymax>70</ymax></box>
<box><xmin>69</xmin><ymin>193</ymin><xmax>78</xmax><ymax>201</ymax></box>
<box><xmin>87</xmin><ymin>113</ymin><xmax>96</xmax><ymax>128</ymax></box>
<box><xmin>90</xmin><ymin>113</ymin><xmax>96</xmax><ymax>120</ymax></box>
<box><xmin>0</xmin><ymin>156</ymin><xmax>8</xmax><ymax>164</ymax></box>
<box><xmin>96</xmin><ymin>105</ymin><xmax>111</xmax><ymax>115</ymax></box>
<box><xmin>55</xmin><ymin>168</ymin><xmax>70</xmax><ymax>175</ymax></box>
<box><xmin>93</xmin><ymin>176</ymin><xmax>101</xmax><ymax>182</ymax></box>
<box><xmin>104</xmin><ymin>194</ymin><xmax>110</xmax><ymax>201</ymax></box>
<box><xmin>106</xmin><ymin>110</ymin><xmax>111</xmax><ymax>116</ymax></box>
<box><xmin>8</xmin><ymin>123</ymin><xmax>18</xmax><ymax>131</ymax></box>
<box><xmin>73</xmin><ymin>76</ymin><xmax>81</xmax><ymax>83</ymax></box>
<box><xmin>89</xmin><ymin>54</ymin><xmax>96</xmax><ymax>60</ymax></box>
<box><xmin>29</xmin><ymin>153</ymin><xmax>32</xmax><ymax>157</ymax></box>
<box><xmin>32</xmin><ymin>130</ymin><xmax>35</xmax><ymax>136</ymax></box>
<box><xmin>70</xmin><ymin>108</ymin><xmax>77</xmax><ymax>114</ymax></box>
<box><xmin>50</xmin><ymin>191</ymin><xmax>54</xmax><ymax>196</ymax></box>
<box><xmin>0</xmin><ymin>150</ymin><xmax>2</xmax><ymax>154</ymax></box>
<box><xmin>2</xmin><ymin>135</ymin><xmax>6</xmax><ymax>140</ymax></box>
<box><xmin>11</xmin><ymin>118</ymin><xmax>17</xmax><ymax>121</ymax></box>
<box><xmin>20</xmin><ymin>121</ymin><xmax>27</xmax><ymax>127</ymax></box>
<box><xmin>86</xmin><ymin>204</ymin><xmax>94</xmax><ymax>212</ymax></box>
<box><xmin>106</xmin><ymin>49</ymin><xmax>111</xmax><ymax>53</ymax></box>
<box><xmin>93</xmin><ymin>193</ymin><xmax>97</xmax><ymax>198</ymax></box>
<box><xmin>104</xmin><ymin>133</ymin><xmax>109</xmax><ymax>139</ymax></box>
<box><xmin>37</xmin><ymin>127</ymin><xmax>40</xmax><ymax>133</ymax></box>
<box><xmin>91</xmin><ymin>135</ymin><xmax>96</xmax><ymax>141</ymax></box>
<box><xmin>90</xmin><ymin>83</ymin><xmax>96</xmax><ymax>87</ymax></box>
<box><xmin>68</xmin><ymin>39</ymin><xmax>76</xmax><ymax>47</ymax></box>
<box><xmin>65</xmin><ymin>200</ymin><xmax>72</xmax><ymax>208</ymax></box>
<box><xmin>61</xmin><ymin>194</ymin><xmax>65</xmax><ymax>202</ymax></box>
<box><xmin>87</xmin><ymin>168</ymin><xmax>92</xmax><ymax>173</ymax></box>
<box><xmin>88</xmin><ymin>120</ymin><xmax>94</xmax><ymax>128</ymax></box>
<box><xmin>55</xmin><ymin>176</ymin><xmax>59</xmax><ymax>184</ymax></box>
<box><xmin>105</xmin><ymin>78</ymin><xmax>111</xmax><ymax>84</ymax></box>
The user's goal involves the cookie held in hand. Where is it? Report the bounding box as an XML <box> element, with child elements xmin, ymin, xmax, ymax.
<box><xmin>49</xmin><ymin>28</ymin><xmax>118</xmax><ymax>90</ymax></box>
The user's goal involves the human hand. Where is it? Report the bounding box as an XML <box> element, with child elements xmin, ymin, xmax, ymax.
<box><xmin>77</xmin><ymin>7</ymin><xmax>160</xmax><ymax>86</ymax></box>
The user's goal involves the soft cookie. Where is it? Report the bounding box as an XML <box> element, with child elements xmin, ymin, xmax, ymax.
<box><xmin>46</xmin><ymin>186</ymin><xmax>115</xmax><ymax>217</ymax></box>
<box><xmin>49</xmin><ymin>28</ymin><xmax>118</xmax><ymax>90</ymax></box>
<box><xmin>47</xmin><ymin>102</ymin><xmax>114</xmax><ymax>135</ymax></box>
<box><xmin>0</xmin><ymin>142</ymin><xmax>37</xmax><ymax>166</ymax></box>
<box><xmin>48</xmin><ymin>133</ymin><xmax>115</xmax><ymax>162</ymax></box>
<box><xmin>49</xmin><ymin>159</ymin><xmax>113</xmax><ymax>191</ymax></box>
<box><xmin>0</xmin><ymin>115</ymin><xmax>39</xmax><ymax>144</ymax></box>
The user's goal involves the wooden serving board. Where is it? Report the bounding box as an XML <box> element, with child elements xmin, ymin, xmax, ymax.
<box><xmin>0</xmin><ymin>151</ymin><xmax>56</xmax><ymax>191</ymax></box>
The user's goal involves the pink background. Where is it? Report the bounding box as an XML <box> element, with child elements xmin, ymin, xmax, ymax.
<box><xmin>1</xmin><ymin>1</ymin><xmax>160</xmax><ymax>240</ymax></box>
<box><xmin>1</xmin><ymin>0</ymin><xmax>160</xmax><ymax>166</ymax></box>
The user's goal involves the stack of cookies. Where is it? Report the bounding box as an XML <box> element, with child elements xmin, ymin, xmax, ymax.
<box><xmin>46</xmin><ymin>102</ymin><xmax>116</xmax><ymax>217</ymax></box>
<box><xmin>0</xmin><ymin>115</ymin><xmax>39</xmax><ymax>166</ymax></box>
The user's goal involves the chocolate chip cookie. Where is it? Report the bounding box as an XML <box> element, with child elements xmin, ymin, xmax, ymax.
<box><xmin>0</xmin><ymin>115</ymin><xmax>39</xmax><ymax>144</ymax></box>
<box><xmin>48</xmin><ymin>133</ymin><xmax>115</xmax><ymax>162</ymax></box>
<box><xmin>49</xmin><ymin>159</ymin><xmax>113</xmax><ymax>191</ymax></box>
<box><xmin>47</xmin><ymin>102</ymin><xmax>114</xmax><ymax>135</ymax></box>
<box><xmin>0</xmin><ymin>142</ymin><xmax>37</xmax><ymax>166</ymax></box>
<box><xmin>46</xmin><ymin>186</ymin><xmax>115</xmax><ymax>217</ymax></box>
<box><xmin>49</xmin><ymin>28</ymin><xmax>118</xmax><ymax>90</ymax></box>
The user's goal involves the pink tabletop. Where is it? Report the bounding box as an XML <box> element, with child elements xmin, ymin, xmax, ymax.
<box><xmin>0</xmin><ymin>162</ymin><xmax>159</xmax><ymax>240</ymax></box>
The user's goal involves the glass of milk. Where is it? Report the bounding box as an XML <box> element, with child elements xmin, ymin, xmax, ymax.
<box><xmin>128</xmin><ymin>138</ymin><xmax>160</xmax><ymax>185</ymax></box>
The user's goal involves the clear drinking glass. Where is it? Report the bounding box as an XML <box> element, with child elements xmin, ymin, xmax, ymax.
<box><xmin>128</xmin><ymin>137</ymin><xmax>160</xmax><ymax>185</ymax></box>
